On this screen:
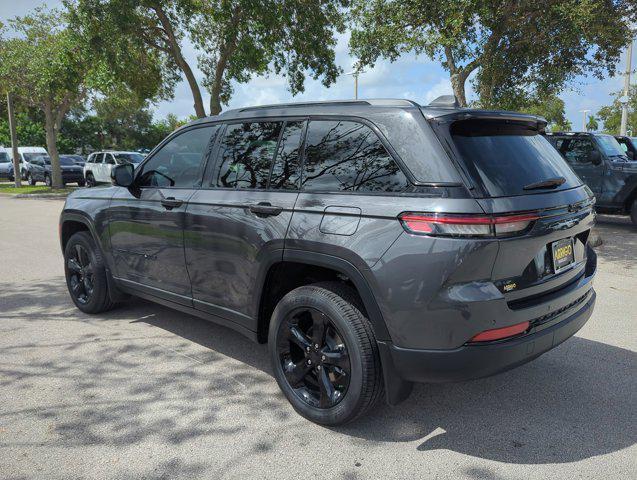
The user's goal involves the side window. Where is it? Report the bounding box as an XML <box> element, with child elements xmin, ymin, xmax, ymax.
<box><xmin>269</xmin><ymin>121</ymin><xmax>305</xmax><ymax>190</ymax></box>
<box><xmin>137</xmin><ymin>126</ymin><xmax>217</xmax><ymax>188</ymax></box>
<box><xmin>105</xmin><ymin>154</ymin><xmax>115</xmax><ymax>165</ymax></box>
<box><xmin>301</xmin><ymin>120</ymin><xmax>410</xmax><ymax>193</ymax></box>
<box><xmin>96</xmin><ymin>153</ymin><xmax>105</xmax><ymax>164</ymax></box>
<box><xmin>214</xmin><ymin>122</ymin><xmax>283</xmax><ymax>189</ymax></box>
<box><xmin>561</xmin><ymin>138</ymin><xmax>595</xmax><ymax>165</ymax></box>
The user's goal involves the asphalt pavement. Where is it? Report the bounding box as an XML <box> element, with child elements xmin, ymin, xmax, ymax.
<box><xmin>0</xmin><ymin>196</ymin><xmax>635</xmax><ymax>479</ymax></box>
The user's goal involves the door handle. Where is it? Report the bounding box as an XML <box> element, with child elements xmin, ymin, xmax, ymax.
<box><xmin>160</xmin><ymin>197</ymin><xmax>184</xmax><ymax>210</ymax></box>
<box><xmin>249</xmin><ymin>202</ymin><xmax>283</xmax><ymax>217</ymax></box>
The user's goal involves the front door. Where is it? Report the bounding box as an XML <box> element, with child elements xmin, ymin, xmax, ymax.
<box><xmin>185</xmin><ymin>120</ymin><xmax>305</xmax><ymax>329</ymax></box>
<box><xmin>108</xmin><ymin>125</ymin><xmax>219</xmax><ymax>304</ymax></box>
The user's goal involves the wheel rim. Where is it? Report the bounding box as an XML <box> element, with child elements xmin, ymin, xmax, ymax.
<box><xmin>277</xmin><ymin>307</ymin><xmax>351</xmax><ymax>409</ymax></box>
<box><xmin>45</xmin><ymin>175</ymin><xmax>51</xmax><ymax>186</ymax></box>
<box><xmin>66</xmin><ymin>244</ymin><xmax>95</xmax><ymax>305</ymax></box>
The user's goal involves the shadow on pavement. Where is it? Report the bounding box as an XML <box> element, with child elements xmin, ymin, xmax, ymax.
<box><xmin>593</xmin><ymin>214</ymin><xmax>636</xmax><ymax>268</ymax></box>
<box><xmin>1</xmin><ymin>280</ymin><xmax>635</xmax><ymax>469</ymax></box>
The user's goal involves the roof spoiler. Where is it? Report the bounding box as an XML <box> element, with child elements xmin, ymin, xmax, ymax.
<box><xmin>428</xmin><ymin>95</ymin><xmax>460</xmax><ymax>108</ymax></box>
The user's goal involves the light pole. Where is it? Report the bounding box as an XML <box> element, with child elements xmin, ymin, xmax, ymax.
<box><xmin>580</xmin><ymin>109</ymin><xmax>590</xmax><ymax>131</ymax></box>
<box><xmin>344</xmin><ymin>69</ymin><xmax>364</xmax><ymax>99</ymax></box>
<box><xmin>620</xmin><ymin>39</ymin><xmax>633</xmax><ymax>136</ymax></box>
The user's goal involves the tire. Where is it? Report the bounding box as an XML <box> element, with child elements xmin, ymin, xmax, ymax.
<box><xmin>85</xmin><ymin>173</ymin><xmax>95</xmax><ymax>188</ymax></box>
<box><xmin>44</xmin><ymin>174</ymin><xmax>52</xmax><ymax>187</ymax></box>
<box><xmin>78</xmin><ymin>179</ymin><xmax>86</xmax><ymax>187</ymax></box>
<box><xmin>268</xmin><ymin>281</ymin><xmax>383</xmax><ymax>425</ymax></box>
<box><xmin>27</xmin><ymin>173</ymin><xmax>35</xmax><ymax>186</ymax></box>
<box><xmin>64</xmin><ymin>231</ymin><xmax>116</xmax><ymax>314</ymax></box>
<box><xmin>631</xmin><ymin>199</ymin><xmax>637</xmax><ymax>226</ymax></box>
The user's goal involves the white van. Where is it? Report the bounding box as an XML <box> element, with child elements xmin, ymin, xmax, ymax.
<box><xmin>84</xmin><ymin>151</ymin><xmax>145</xmax><ymax>186</ymax></box>
<box><xmin>7</xmin><ymin>147</ymin><xmax>49</xmax><ymax>180</ymax></box>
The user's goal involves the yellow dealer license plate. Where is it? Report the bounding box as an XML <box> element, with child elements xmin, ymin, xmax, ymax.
<box><xmin>552</xmin><ymin>237</ymin><xmax>575</xmax><ymax>273</ymax></box>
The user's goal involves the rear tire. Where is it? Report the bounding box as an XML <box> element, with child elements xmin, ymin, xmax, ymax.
<box><xmin>268</xmin><ymin>281</ymin><xmax>383</xmax><ymax>425</ymax></box>
<box><xmin>64</xmin><ymin>231</ymin><xmax>116</xmax><ymax>314</ymax></box>
<box><xmin>28</xmin><ymin>173</ymin><xmax>36</xmax><ymax>186</ymax></box>
<box><xmin>630</xmin><ymin>199</ymin><xmax>637</xmax><ymax>226</ymax></box>
<box><xmin>44</xmin><ymin>174</ymin><xmax>51</xmax><ymax>187</ymax></box>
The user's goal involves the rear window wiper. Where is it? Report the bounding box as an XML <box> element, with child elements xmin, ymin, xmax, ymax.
<box><xmin>523</xmin><ymin>177</ymin><xmax>566</xmax><ymax>191</ymax></box>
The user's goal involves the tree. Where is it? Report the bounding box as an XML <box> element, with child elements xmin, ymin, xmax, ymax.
<box><xmin>69</xmin><ymin>0</ymin><xmax>348</xmax><ymax>117</ymax></box>
<box><xmin>586</xmin><ymin>115</ymin><xmax>599</xmax><ymax>132</ymax></box>
<box><xmin>597</xmin><ymin>86</ymin><xmax>637</xmax><ymax>135</ymax></box>
<box><xmin>349</xmin><ymin>0</ymin><xmax>636</xmax><ymax>108</ymax></box>
<box><xmin>494</xmin><ymin>92</ymin><xmax>572</xmax><ymax>131</ymax></box>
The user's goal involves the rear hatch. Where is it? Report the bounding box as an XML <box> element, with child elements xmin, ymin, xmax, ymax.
<box><xmin>428</xmin><ymin>112</ymin><xmax>595</xmax><ymax>303</ymax></box>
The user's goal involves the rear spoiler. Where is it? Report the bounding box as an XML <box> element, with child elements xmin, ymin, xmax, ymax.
<box><xmin>422</xmin><ymin>108</ymin><xmax>548</xmax><ymax>132</ymax></box>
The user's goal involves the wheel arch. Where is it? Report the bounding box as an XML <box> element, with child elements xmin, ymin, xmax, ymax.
<box><xmin>255</xmin><ymin>249</ymin><xmax>391</xmax><ymax>345</ymax></box>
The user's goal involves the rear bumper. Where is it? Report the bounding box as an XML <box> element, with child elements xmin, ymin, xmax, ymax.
<box><xmin>380</xmin><ymin>288</ymin><xmax>595</xmax><ymax>385</ymax></box>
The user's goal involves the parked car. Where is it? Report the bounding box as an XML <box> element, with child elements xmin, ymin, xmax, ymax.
<box><xmin>0</xmin><ymin>148</ymin><xmax>16</xmax><ymax>181</ymax></box>
<box><xmin>546</xmin><ymin>132</ymin><xmax>637</xmax><ymax>225</ymax></box>
<box><xmin>7</xmin><ymin>146</ymin><xmax>48</xmax><ymax>180</ymax></box>
<box><xmin>83</xmin><ymin>151</ymin><xmax>145</xmax><ymax>187</ymax></box>
<box><xmin>61</xmin><ymin>154</ymin><xmax>86</xmax><ymax>168</ymax></box>
<box><xmin>614</xmin><ymin>135</ymin><xmax>637</xmax><ymax>160</ymax></box>
<box><xmin>60</xmin><ymin>98</ymin><xmax>597</xmax><ymax>425</ymax></box>
<box><xmin>26</xmin><ymin>155</ymin><xmax>85</xmax><ymax>187</ymax></box>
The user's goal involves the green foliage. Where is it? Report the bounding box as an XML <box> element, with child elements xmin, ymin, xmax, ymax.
<box><xmin>597</xmin><ymin>86</ymin><xmax>637</xmax><ymax>135</ymax></box>
<box><xmin>586</xmin><ymin>115</ymin><xmax>599</xmax><ymax>132</ymax></box>
<box><xmin>492</xmin><ymin>93</ymin><xmax>572</xmax><ymax>132</ymax></box>
<box><xmin>350</xmin><ymin>0</ymin><xmax>636</xmax><ymax>107</ymax></box>
<box><xmin>69</xmin><ymin>0</ymin><xmax>349</xmax><ymax>116</ymax></box>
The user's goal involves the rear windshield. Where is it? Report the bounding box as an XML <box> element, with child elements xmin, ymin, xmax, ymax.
<box><xmin>450</xmin><ymin>120</ymin><xmax>581</xmax><ymax>197</ymax></box>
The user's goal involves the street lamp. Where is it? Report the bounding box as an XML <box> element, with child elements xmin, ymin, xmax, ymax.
<box><xmin>579</xmin><ymin>109</ymin><xmax>590</xmax><ymax>131</ymax></box>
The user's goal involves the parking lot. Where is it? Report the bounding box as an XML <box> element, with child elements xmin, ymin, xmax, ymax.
<box><xmin>0</xmin><ymin>196</ymin><xmax>635</xmax><ymax>479</ymax></box>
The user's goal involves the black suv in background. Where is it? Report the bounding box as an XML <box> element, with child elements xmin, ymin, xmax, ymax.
<box><xmin>615</xmin><ymin>135</ymin><xmax>637</xmax><ymax>160</ymax></box>
<box><xmin>60</xmin><ymin>98</ymin><xmax>597</xmax><ymax>425</ymax></box>
<box><xmin>26</xmin><ymin>155</ymin><xmax>85</xmax><ymax>187</ymax></box>
<box><xmin>546</xmin><ymin>132</ymin><xmax>637</xmax><ymax>225</ymax></box>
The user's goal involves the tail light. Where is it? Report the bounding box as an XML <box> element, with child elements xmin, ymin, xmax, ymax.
<box><xmin>469</xmin><ymin>321</ymin><xmax>530</xmax><ymax>342</ymax></box>
<box><xmin>399</xmin><ymin>212</ymin><xmax>539</xmax><ymax>238</ymax></box>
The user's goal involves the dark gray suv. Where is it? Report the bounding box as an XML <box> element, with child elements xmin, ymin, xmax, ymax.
<box><xmin>59</xmin><ymin>98</ymin><xmax>597</xmax><ymax>425</ymax></box>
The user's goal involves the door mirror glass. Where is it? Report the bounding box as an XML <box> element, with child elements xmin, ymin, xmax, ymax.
<box><xmin>589</xmin><ymin>150</ymin><xmax>602</xmax><ymax>165</ymax></box>
<box><xmin>111</xmin><ymin>163</ymin><xmax>135</xmax><ymax>187</ymax></box>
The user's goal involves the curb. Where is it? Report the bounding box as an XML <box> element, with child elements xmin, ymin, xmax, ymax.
<box><xmin>11</xmin><ymin>193</ymin><xmax>69</xmax><ymax>199</ymax></box>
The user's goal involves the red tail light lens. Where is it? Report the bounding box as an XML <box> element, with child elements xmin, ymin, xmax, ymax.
<box><xmin>399</xmin><ymin>212</ymin><xmax>539</xmax><ymax>238</ymax></box>
<box><xmin>469</xmin><ymin>321</ymin><xmax>530</xmax><ymax>342</ymax></box>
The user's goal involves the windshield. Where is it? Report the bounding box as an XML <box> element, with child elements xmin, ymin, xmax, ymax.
<box><xmin>0</xmin><ymin>152</ymin><xmax>9</xmax><ymax>163</ymax></box>
<box><xmin>59</xmin><ymin>157</ymin><xmax>76</xmax><ymax>166</ymax></box>
<box><xmin>23</xmin><ymin>152</ymin><xmax>46</xmax><ymax>162</ymax></box>
<box><xmin>596</xmin><ymin>135</ymin><xmax>626</xmax><ymax>158</ymax></box>
<box><xmin>113</xmin><ymin>153</ymin><xmax>144</xmax><ymax>164</ymax></box>
<box><xmin>450</xmin><ymin>120</ymin><xmax>581</xmax><ymax>197</ymax></box>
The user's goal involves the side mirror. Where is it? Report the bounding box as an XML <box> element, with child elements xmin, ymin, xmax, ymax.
<box><xmin>111</xmin><ymin>163</ymin><xmax>135</xmax><ymax>187</ymax></box>
<box><xmin>589</xmin><ymin>150</ymin><xmax>602</xmax><ymax>166</ymax></box>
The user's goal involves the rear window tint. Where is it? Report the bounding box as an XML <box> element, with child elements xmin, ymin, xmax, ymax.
<box><xmin>302</xmin><ymin>120</ymin><xmax>410</xmax><ymax>193</ymax></box>
<box><xmin>450</xmin><ymin>120</ymin><xmax>581</xmax><ymax>197</ymax></box>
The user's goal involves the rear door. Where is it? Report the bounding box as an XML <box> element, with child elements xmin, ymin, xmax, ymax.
<box><xmin>184</xmin><ymin>119</ymin><xmax>302</xmax><ymax>329</ymax></box>
<box><xmin>555</xmin><ymin>137</ymin><xmax>603</xmax><ymax>197</ymax></box>
<box><xmin>108</xmin><ymin>125</ymin><xmax>217</xmax><ymax>303</ymax></box>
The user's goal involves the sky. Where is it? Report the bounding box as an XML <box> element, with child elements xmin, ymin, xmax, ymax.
<box><xmin>2</xmin><ymin>0</ymin><xmax>635</xmax><ymax>130</ymax></box>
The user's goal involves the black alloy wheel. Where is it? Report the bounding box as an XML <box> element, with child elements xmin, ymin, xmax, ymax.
<box><xmin>45</xmin><ymin>174</ymin><xmax>52</xmax><ymax>187</ymax></box>
<box><xmin>277</xmin><ymin>307</ymin><xmax>351</xmax><ymax>409</ymax></box>
<box><xmin>86</xmin><ymin>173</ymin><xmax>95</xmax><ymax>188</ymax></box>
<box><xmin>28</xmin><ymin>173</ymin><xmax>36</xmax><ymax>186</ymax></box>
<box><xmin>67</xmin><ymin>244</ymin><xmax>95</xmax><ymax>305</ymax></box>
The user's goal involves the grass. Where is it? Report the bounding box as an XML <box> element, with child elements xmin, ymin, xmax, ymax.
<box><xmin>0</xmin><ymin>183</ymin><xmax>77</xmax><ymax>195</ymax></box>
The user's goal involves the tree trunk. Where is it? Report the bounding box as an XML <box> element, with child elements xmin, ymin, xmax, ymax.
<box><xmin>208</xmin><ymin>7</ymin><xmax>241</xmax><ymax>116</ymax></box>
<box><xmin>450</xmin><ymin>72</ymin><xmax>468</xmax><ymax>107</ymax></box>
<box><xmin>43</xmin><ymin>102</ymin><xmax>63</xmax><ymax>189</ymax></box>
<box><xmin>153</xmin><ymin>5</ymin><xmax>206</xmax><ymax>118</ymax></box>
<box><xmin>443</xmin><ymin>46</ymin><xmax>479</xmax><ymax>107</ymax></box>
<box><xmin>6</xmin><ymin>92</ymin><xmax>21</xmax><ymax>187</ymax></box>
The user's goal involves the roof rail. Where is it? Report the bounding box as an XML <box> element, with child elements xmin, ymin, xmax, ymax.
<box><xmin>230</xmin><ymin>98</ymin><xmax>420</xmax><ymax>114</ymax></box>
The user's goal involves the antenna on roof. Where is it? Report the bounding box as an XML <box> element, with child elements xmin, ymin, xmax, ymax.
<box><xmin>428</xmin><ymin>95</ymin><xmax>459</xmax><ymax>108</ymax></box>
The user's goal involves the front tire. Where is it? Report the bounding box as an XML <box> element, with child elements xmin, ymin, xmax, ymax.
<box><xmin>631</xmin><ymin>199</ymin><xmax>637</xmax><ymax>226</ymax></box>
<box><xmin>27</xmin><ymin>173</ymin><xmax>36</xmax><ymax>186</ymax></box>
<box><xmin>64</xmin><ymin>231</ymin><xmax>116</xmax><ymax>314</ymax></box>
<box><xmin>85</xmin><ymin>173</ymin><xmax>95</xmax><ymax>188</ymax></box>
<box><xmin>268</xmin><ymin>282</ymin><xmax>383</xmax><ymax>425</ymax></box>
<box><xmin>44</xmin><ymin>174</ymin><xmax>52</xmax><ymax>187</ymax></box>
